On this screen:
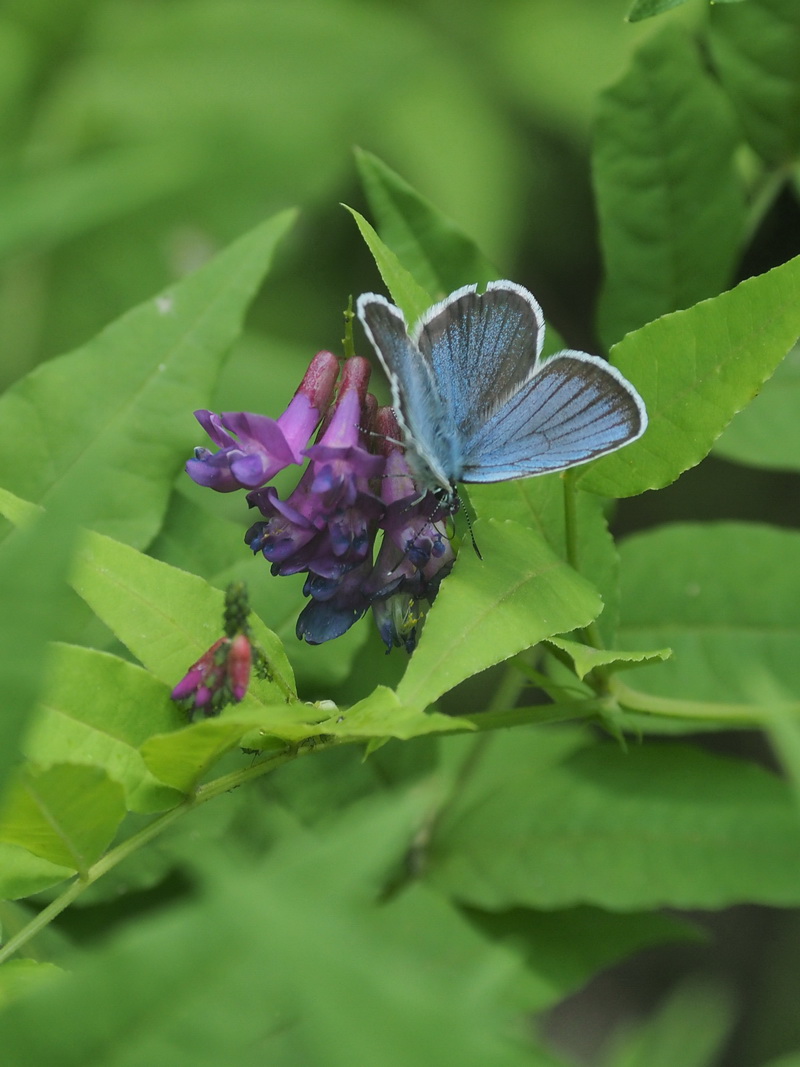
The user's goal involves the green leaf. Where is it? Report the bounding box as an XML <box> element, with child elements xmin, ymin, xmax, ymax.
<box><xmin>578</xmin><ymin>254</ymin><xmax>800</xmax><ymax>497</ymax></box>
<box><xmin>547</xmin><ymin>636</ymin><xmax>671</xmax><ymax>680</ymax></box>
<box><xmin>25</xmin><ymin>644</ymin><xmax>185</xmax><ymax>813</ymax></box>
<box><xmin>470</xmin><ymin>478</ymin><xmax>621</xmax><ymax>633</ymax></box>
<box><xmin>0</xmin><ymin>210</ymin><xmax>296</xmax><ymax>549</ymax></box>
<box><xmin>345</xmin><ymin>205</ymin><xmax>433</xmax><ymax>324</ymax></box>
<box><xmin>381</xmin><ymin>886</ymin><xmax>553</xmax><ymax>1022</ymax></box>
<box><xmin>594</xmin><ymin>25</ymin><xmax>745</xmax><ymax>347</ymax></box>
<box><xmin>70</xmin><ymin>528</ymin><xmax>296</xmax><ymax>704</ymax></box>
<box><xmin>331</xmin><ymin>685</ymin><xmax>473</xmax><ymax>741</ymax></box>
<box><xmin>0</xmin><ymin>960</ymin><xmax>63</xmax><ymax>1009</ymax></box>
<box><xmin>0</xmin><ymin>487</ymin><xmax>40</xmax><ymax>528</ymax></box>
<box><xmin>396</xmin><ymin>519</ymin><xmax>602</xmax><ymax>710</ymax></box>
<box><xmin>715</xmin><ymin>341</ymin><xmax>800</xmax><ymax>470</ymax></box>
<box><xmin>0</xmin><ymin>764</ymin><xmax>126</xmax><ymax>874</ymax></box>
<box><xmin>0</xmin><ymin>842</ymin><xmax>75</xmax><ymax>902</ymax></box>
<box><xmin>616</xmin><ymin>523</ymin><xmax>800</xmax><ymax>705</ymax></box>
<box><xmin>469</xmin><ymin>906</ymin><xmax>701</xmax><ymax>1013</ymax></box>
<box><xmin>142</xmin><ymin>689</ymin><xmax>473</xmax><ymax>794</ymax></box>
<box><xmin>141</xmin><ymin>711</ymin><xmax>290</xmax><ymax>793</ymax></box>
<box><xmin>603</xmin><ymin>975</ymin><xmax>735</xmax><ymax>1067</ymax></box>
<box><xmin>355</xmin><ymin>148</ymin><xmax>499</xmax><ymax>297</ymax></box>
<box><xmin>627</xmin><ymin>0</ymin><xmax>746</xmax><ymax>16</ymax></box>
<box><xmin>625</xmin><ymin>0</ymin><xmax>691</xmax><ymax>20</ymax></box>
<box><xmin>426</xmin><ymin>728</ymin><xmax>800</xmax><ymax>909</ymax></box>
<box><xmin>755</xmin><ymin>675</ymin><xmax>800</xmax><ymax>811</ymax></box>
<box><xmin>0</xmin><ymin>502</ymin><xmax>81</xmax><ymax>801</ymax></box>
<box><xmin>0</xmin><ymin>796</ymin><xmax>555</xmax><ymax>1067</ymax></box>
<box><xmin>709</xmin><ymin>0</ymin><xmax>800</xmax><ymax>166</ymax></box>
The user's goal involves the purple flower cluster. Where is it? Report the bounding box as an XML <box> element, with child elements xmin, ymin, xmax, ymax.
<box><xmin>186</xmin><ymin>352</ymin><xmax>454</xmax><ymax>651</ymax></box>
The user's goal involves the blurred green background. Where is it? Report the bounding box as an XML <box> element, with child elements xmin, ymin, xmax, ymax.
<box><xmin>4</xmin><ymin>2</ymin><xmax>800</xmax><ymax>1064</ymax></box>
<box><xmin>0</xmin><ymin>0</ymin><xmax>661</xmax><ymax>390</ymax></box>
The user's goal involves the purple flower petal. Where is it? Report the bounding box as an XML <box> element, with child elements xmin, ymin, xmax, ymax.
<box><xmin>186</xmin><ymin>351</ymin><xmax>339</xmax><ymax>493</ymax></box>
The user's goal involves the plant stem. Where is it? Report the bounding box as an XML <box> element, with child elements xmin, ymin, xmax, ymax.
<box><xmin>0</xmin><ymin>878</ymin><xmax>86</xmax><ymax>967</ymax></box>
<box><xmin>0</xmin><ymin>741</ymin><xmax>329</xmax><ymax>964</ymax></box>
<box><xmin>561</xmin><ymin>471</ymin><xmax>608</xmax><ymax>680</ymax></box>
<box><xmin>562</xmin><ymin>470</ymin><xmax>580</xmax><ymax>573</ymax></box>
<box><xmin>609</xmin><ymin>677</ymin><xmax>776</xmax><ymax>725</ymax></box>
<box><xmin>341</xmin><ymin>296</ymin><xmax>356</xmax><ymax>359</ymax></box>
<box><xmin>461</xmin><ymin>699</ymin><xmax>599</xmax><ymax>732</ymax></box>
<box><xmin>0</xmin><ymin>799</ymin><xmax>190</xmax><ymax>965</ymax></box>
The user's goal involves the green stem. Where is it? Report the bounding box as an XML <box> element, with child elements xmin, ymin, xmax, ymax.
<box><xmin>342</xmin><ymin>296</ymin><xmax>356</xmax><ymax>359</ymax></box>
<box><xmin>609</xmin><ymin>677</ymin><xmax>772</xmax><ymax>726</ymax></box>
<box><xmin>562</xmin><ymin>471</ymin><xmax>607</xmax><ymax>683</ymax></box>
<box><xmin>562</xmin><ymin>470</ymin><xmax>580</xmax><ymax>573</ymax></box>
<box><xmin>0</xmin><ymin>741</ymin><xmax>330</xmax><ymax>965</ymax></box>
<box><xmin>0</xmin><ymin>799</ymin><xmax>190</xmax><ymax>965</ymax></box>
<box><xmin>461</xmin><ymin>698</ymin><xmax>602</xmax><ymax>732</ymax></box>
<box><xmin>0</xmin><ymin>878</ymin><xmax>87</xmax><ymax>967</ymax></box>
<box><xmin>194</xmin><ymin>744</ymin><xmax>311</xmax><ymax>804</ymax></box>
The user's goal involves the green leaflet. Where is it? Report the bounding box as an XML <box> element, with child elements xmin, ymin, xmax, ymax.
<box><xmin>70</xmin><ymin>528</ymin><xmax>296</xmax><ymax>705</ymax></box>
<box><xmin>0</xmin><ymin>797</ymin><xmax>557</xmax><ymax>1067</ymax></box>
<box><xmin>426</xmin><ymin>728</ymin><xmax>800</xmax><ymax>910</ymax></box>
<box><xmin>710</xmin><ymin>0</ymin><xmax>800</xmax><ymax>166</ymax></box>
<box><xmin>626</xmin><ymin>0</ymin><xmax>745</xmax><ymax>19</ymax></box>
<box><xmin>355</xmin><ymin>148</ymin><xmax>499</xmax><ymax>298</ymax></box>
<box><xmin>345</xmin><ymin>205</ymin><xmax>432</xmax><ymax>324</ymax></box>
<box><xmin>0</xmin><ymin>210</ymin><xmax>296</xmax><ymax>550</ymax></box>
<box><xmin>715</xmin><ymin>340</ymin><xmax>800</xmax><ymax>471</ymax></box>
<box><xmin>594</xmin><ymin>25</ymin><xmax>744</xmax><ymax>347</ymax></box>
<box><xmin>617</xmin><ymin>523</ymin><xmax>800</xmax><ymax>705</ymax></box>
<box><xmin>397</xmin><ymin>519</ymin><xmax>602</xmax><ymax>711</ymax></box>
<box><xmin>24</xmin><ymin>644</ymin><xmax>185</xmax><ymax>814</ymax></box>
<box><xmin>0</xmin><ymin>764</ymin><xmax>126</xmax><ymax>875</ymax></box>
<box><xmin>601</xmin><ymin>976</ymin><xmax>735</xmax><ymax>1067</ymax></box>
<box><xmin>579</xmin><ymin>255</ymin><xmax>800</xmax><ymax>498</ymax></box>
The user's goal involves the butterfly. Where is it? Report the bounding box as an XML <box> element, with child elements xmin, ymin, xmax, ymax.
<box><xmin>356</xmin><ymin>280</ymin><xmax>647</xmax><ymax>507</ymax></box>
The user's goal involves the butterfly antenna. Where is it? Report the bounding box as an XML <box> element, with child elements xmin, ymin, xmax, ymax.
<box><xmin>342</xmin><ymin>295</ymin><xmax>356</xmax><ymax>359</ymax></box>
<box><xmin>454</xmin><ymin>489</ymin><xmax>482</xmax><ymax>560</ymax></box>
<box><xmin>467</xmin><ymin>511</ymin><xmax>483</xmax><ymax>560</ymax></box>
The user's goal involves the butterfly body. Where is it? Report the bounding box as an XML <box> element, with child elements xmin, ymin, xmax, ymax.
<box><xmin>357</xmin><ymin>281</ymin><xmax>647</xmax><ymax>502</ymax></box>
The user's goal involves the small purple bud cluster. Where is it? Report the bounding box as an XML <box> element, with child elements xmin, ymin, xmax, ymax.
<box><xmin>186</xmin><ymin>352</ymin><xmax>454</xmax><ymax>651</ymax></box>
<box><xmin>171</xmin><ymin>582</ymin><xmax>259</xmax><ymax>719</ymax></box>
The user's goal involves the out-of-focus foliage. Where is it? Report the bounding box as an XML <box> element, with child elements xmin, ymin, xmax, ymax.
<box><xmin>3</xmin><ymin>2</ymin><xmax>800</xmax><ymax>1067</ymax></box>
<box><xmin>0</xmin><ymin>0</ymin><xmax>660</xmax><ymax>389</ymax></box>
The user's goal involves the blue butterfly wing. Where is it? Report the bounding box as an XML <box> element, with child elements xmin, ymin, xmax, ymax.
<box><xmin>461</xmin><ymin>350</ymin><xmax>647</xmax><ymax>481</ymax></box>
<box><xmin>359</xmin><ymin>283</ymin><xmax>647</xmax><ymax>489</ymax></box>
<box><xmin>356</xmin><ymin>294</ymin><xmax>463</xmax><ymax>491</ymax></box>
<box><xmin>415</xmin><ymin>281</ymin><xmax>544</xmax><ymax>440</ymax></box>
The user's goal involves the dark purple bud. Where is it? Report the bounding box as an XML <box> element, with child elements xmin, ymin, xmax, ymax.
<box><xmin>227</xmin><ymin>633</ymin><xmax>252</xmax><ymax>702</ymax></box>
<box><xmin>171</xmin><ymin>583</ymin><xmax>260</xmax><ymax>717</ymax></box>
